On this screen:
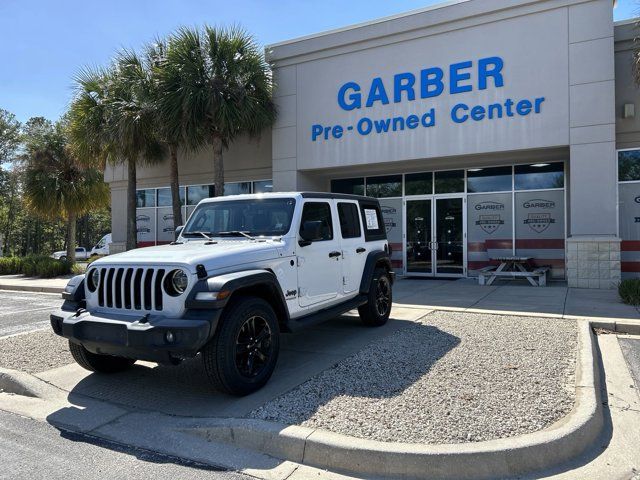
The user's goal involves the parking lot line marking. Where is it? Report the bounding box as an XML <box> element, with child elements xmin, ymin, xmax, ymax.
<box><xmin>0</xmin><ymin>307</ymin><xmax>57</xmax><ymax>316</ymax></box>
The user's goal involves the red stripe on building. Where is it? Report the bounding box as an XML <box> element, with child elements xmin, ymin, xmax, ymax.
<box><xmin>622</xmin><ymin>261</ymin><xmax>640</xmax><ymax>272</ymax></box>
<box><xmin>485</xmin><ymin>239</ymin><xmax>513</xmax><ymax>250</ymax></box>
<box><xmin>622</xmin><ymin>241</ymin><xmax>640</xmax><ymax>252</ymax></box>
<box><xmin>137</xmin><ymin>241</ymin><xmax>156</xmax><ymax>247</ymax></box>
<box><xmin>468</xmin><ymin>258</ymin><xmax>565</xmax><ymax>270</ymax></box>
<box><xmin>515</xmin><ymin>239</ymin><xmax>565</xmax><ymax>249</ymax></box>
<box><xmin>468</xmin><ymin>240</ymin><xmax>513</xmax><ymax>252</ymax></box>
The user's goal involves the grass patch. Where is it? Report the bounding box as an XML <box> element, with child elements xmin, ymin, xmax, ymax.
<box><xmin>618</xmin><ymin>279</ymin><xmax>640</xmax><ymax>306</ymax></box>
<box><xmin>0</xmin><ymin>255</ymin><xmax>74</xmax><ymax>278</ymax></box>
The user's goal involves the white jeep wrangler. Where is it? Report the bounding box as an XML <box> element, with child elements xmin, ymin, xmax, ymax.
<box><xmin>51</xmin><ymin>193</ymin><xmax>395</xmax><ymax>395</ymax></box>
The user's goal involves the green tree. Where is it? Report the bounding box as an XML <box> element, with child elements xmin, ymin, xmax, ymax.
<box><xmin>22</xmin><ymin>119</ymin><xmax>109</xmax><ymax>262</ymax></box>
<box><xmin>158</xmin><ymin>25</ymin><xmax>276</xmax><ymax>197</ymax></box>
<box><xmin>147</xmin><ymin>39</ymin><xmax>185</xmax><ymax>227</ymax></box>
<box><xmin>0</xmin><ymin>109</ymin><xmax>21</xmax><ymax>165</ymax></box>
<box><xmin>70</xmin><ymin>51</ymin><xmax>164</xmax><ymax>250</ymax></box>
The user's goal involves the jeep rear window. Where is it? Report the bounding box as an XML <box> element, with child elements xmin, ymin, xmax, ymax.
<box><xmin>359</xmin><ymin>202</ymin><xmax>386</xmax><ymax>241</ymax></box>
<box><xmin>183</xmin><ymin>198</ymin><xmax>296</xmax><ymax>237</ymax></box>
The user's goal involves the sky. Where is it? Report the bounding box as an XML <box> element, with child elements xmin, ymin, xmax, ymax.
<box><xmin>0</xmin><ymin>0</ymin><xmax>638</xmax><ymax>124</ymax></box>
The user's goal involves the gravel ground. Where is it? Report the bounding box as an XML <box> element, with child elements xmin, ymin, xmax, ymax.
<box><xmin>250</xmin><ymin>311</ymin><xmax>577</xmax><ymax>444</ymax></box>
<box><xmin>0</xmin><ymin>330</ymin><xmax>73</xmax><ymax>374</ymax></box>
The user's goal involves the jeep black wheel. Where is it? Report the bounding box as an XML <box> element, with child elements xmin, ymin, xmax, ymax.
<box><xmin>68</xmin><ymin>341</ymin><xmax>136</xmax><ymax>373</ymax></box>
<box><xmin>358</xmin><ymin>268</ymin><xmax>392</xmax><ymax>327</ymax></box>
<box><xmin>202</xmin><ymin>296</ymin><xmax>280</xmax><ymax>396</ymax></box>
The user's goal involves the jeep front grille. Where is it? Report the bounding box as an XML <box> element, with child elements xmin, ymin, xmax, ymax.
<box><xmin>96</xmin><ymin>267</ymin><xmax>165</xmax><ymax>312</ymax></box>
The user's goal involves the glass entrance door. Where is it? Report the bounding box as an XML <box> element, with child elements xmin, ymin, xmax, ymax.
<box><xmin>405</xmin><ymin>199</ymin><xmax>433</xmax><ymax>274</ymax></box>
<box><xmin>404</xmin><ymin>196</ymin><xmax>465</xmax><ymax>277</ymax></box>
<box><xmin>434</xmin><ymin>197</ymin><xmax>464</xmax><ymax>276</ymax></box>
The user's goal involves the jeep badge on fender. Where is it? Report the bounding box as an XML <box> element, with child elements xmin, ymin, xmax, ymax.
<box><xmin>50</xmin><ymin>192</ymin><xmax>394</xmax><ymax>396</ymax></box>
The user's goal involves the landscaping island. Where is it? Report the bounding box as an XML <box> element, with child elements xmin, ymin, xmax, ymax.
<box><xmin>251</xmin><ymin>311</ymin><xmax>577</xmax><ymax>444</ymax></box>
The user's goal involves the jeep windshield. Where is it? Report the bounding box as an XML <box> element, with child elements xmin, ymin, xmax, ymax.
<box><xmin>182</xmin><ymin>198</ymin><xmax>296</xmax><ymax>238</ymax></box>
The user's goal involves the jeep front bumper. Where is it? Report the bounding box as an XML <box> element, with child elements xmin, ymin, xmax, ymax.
<box><xmin>50</xmin><ymin>309</ymin><xmax>220</xmax><ymax>363</ymax></box>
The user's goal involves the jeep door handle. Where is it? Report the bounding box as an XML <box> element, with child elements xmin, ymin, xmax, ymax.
<box><xmin>328</xmin><ymin>251</ymin><xmax>342</xmax><ymax>258</ymax></box>
<box><xmin>356</xmin><ymin>248</ymin><xmax>366</xmax><ymax>254</ymax></box>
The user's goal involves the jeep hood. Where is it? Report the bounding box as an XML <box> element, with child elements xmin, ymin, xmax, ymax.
<box><xmin>91</xmin><ymin>240</ymin><xmax>281</xmax><ymax>274</ymax></box>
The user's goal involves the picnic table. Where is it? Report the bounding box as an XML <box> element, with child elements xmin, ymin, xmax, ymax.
<box><xmin>478</xmin><ymin>256</ymin><xmax>550</xmax><ymax>287</ymax></box>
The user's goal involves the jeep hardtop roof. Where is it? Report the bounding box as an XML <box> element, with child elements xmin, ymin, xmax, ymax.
<box><xmin>196</xmin><ymin>192</ymin><xmax>380</xmax><ymax>204</ymax></box>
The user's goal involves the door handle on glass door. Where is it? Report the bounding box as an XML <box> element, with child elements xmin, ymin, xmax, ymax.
<box><xmin>329</xmin><ymin>251</ymin><xmax>342</xmax><ymax>258</ymax></box>
<box><xmin>356</xmin><ymin>248</ymin><xmax>366</xmax><ymax>253</ymax></box>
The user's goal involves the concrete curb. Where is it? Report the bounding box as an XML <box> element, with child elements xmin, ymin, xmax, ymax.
<box><xmin>0</xmin><ymin>284</ymin><xmax>64</xmax><ymax>294</ymax></box>
<box><xmin>588</xmin><ymin>319</ymin><xmax>640</xmax><ymax>336</ymax></box>
<box><xmin>187</xmin><ymin>320</ymin><xmax>604</xmax><ymax>480</ymax></box>
<box><xmin>0</xmin><ymin>367</ymin><xmax>63</xmax><ymax>399</ymax></box>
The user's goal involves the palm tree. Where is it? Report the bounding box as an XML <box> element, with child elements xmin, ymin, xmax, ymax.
<box><xmin>22</xmin><ymin>120</ymin><xmax>108</xmax><ymax>263</ymax></box>
<box><xmin>147</xmin><ymin>39</ymin><xmax>185</xmax><ymax>227</ymax></box>
<box><xmin>69</xmin><ymin>51</ymin><xmax>164</xmax><ymax>250</ymax></box>
<box><xmin>158</xmin><ymin>25</ymin><xmax>276</xmax><ymax>197</ymax></box>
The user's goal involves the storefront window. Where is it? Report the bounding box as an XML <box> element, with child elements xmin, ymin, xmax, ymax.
<box><xmin>331</xmin><ymin>178</ymin><xmax>365</xmax><ymax>196</ymax></box>
<box><xmin>467</xmin><ymin>193</ymin><xmax>513</xmax><ymax>273</ymax></box>
<box><xmin>618</xmin><ymin>151</ymin><xmax>640</xmax><ymax>278</ymax></box>
<box><xmin>224</xmin><ymin>182</ymin><xmax>251</xmax><ymax>196</ymax></box>
<box><xmin>157</xmin><ymin>187</ymin><xmax>186</xmax><ymax>207</ymax></box>
<box><xmin>618</xmin><ymin>150</ymin><xmax>640</xmax><ymax>181</ymax></box>
<box><xmin>136</xmin><ymin>189</ymin><xmax>156</xmax><ymax>208</ymax></box>
<box><xmin>515</xmin><ymin>190</ymin><xmax>565</xmax><ymax>278</ymax></box>
<box><xmin>136</xmin><ymin>208</ymin><xmax>156</xmax><ymax>246</ymax></box>
<box><xmin>405</xmin><ymin>172</ymin><xmax>433</xmax><ymax>196</ymax></box>
<box><xmin>434</xmin><ymin>170</ymin><xmax>464</xmax><ymax>194</ymax></box>
<box><xmin>467</xmin><ymin>166</ymin><xmax>512</xmax><ymax>193</ymax></box>
<box><xmin>253</xmin><ymin>180</ymin><xmax>273</xmax><ymax>193</ymax></box>
<box><xmin>514</xmin><ymin>163</ymin><xmax>564</xmax><ymax>190</ymax></box>
<box><xmin>366</xmin><ymin>175</ymin><xmax>402</xmax><ymax>198</ymax></box>
<box><xmin>187</xmin><ymin>185</ymin><xmax>215</xmax><ymax>205</ymax></box>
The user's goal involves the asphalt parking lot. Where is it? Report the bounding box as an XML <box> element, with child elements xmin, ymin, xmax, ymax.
<box><xmin>0</xmin><ymin>290</ymin><xmax>61</xmax><ymax>338</ymax></box>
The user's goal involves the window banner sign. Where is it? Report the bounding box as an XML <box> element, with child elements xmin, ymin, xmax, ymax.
<box><xmin>379</xmin><ymin>198</ymin><xmax>403</xmax><ymax>270</ymax></box>
<box><xmin>157</xmin><ymin>207</ymin><xmax>175</xmax><ymax>244</ymax></box>
<box><xmin>136</xmin><ymin>207</ymin><xmax>156</xmax><ymax>247</ymax></box>
<box><xmin>515</xmin><ymin>190</ymin><xmax>565</xmax><ymax>278</ymax></box>
<box><xmin>618</xmin><ymin>183</ymin><xmax>640</xmax><ymax>278</ymax></box>
<box><xmin>467</xmin><ymin>193</ymin><xmax>513</xmax><ymax>274</ymax></box>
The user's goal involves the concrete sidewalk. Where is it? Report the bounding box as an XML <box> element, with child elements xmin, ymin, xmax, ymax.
<box><xmin>1</xmin><ymin>274</ymin><xmax>637</xmax><ymax>323</ymax></box>
<box><xmin>394</xmin><ymin>277</ymin><xmax>640</xmax><ymax>321</ymax></box>
<box><xmin>0</xmin><ymin>274</ymin><xmax>69</xmax><ymax>294</ymax></box>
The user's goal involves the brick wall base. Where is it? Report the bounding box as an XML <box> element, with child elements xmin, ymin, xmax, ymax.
<box><xmin>566</xmin><ymin>236</ymin><xmax>621</xmax><ymax>289</ymax></box>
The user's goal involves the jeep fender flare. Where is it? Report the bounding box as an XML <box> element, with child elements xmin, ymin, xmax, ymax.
<box><xmin>186</xmin><ymin>269</ymin><xmax>291</xmax><ymax>330</ymax></box>
<box><xmin>359</xmin><ymin>251</ymin><xmax>394</xmax><ymax>295</ymax></box>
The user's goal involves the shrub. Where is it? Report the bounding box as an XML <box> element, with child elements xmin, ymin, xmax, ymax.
<box><xmin>0</xmin><ymin>255</ymin><xmax>73</xmax><ymax>278</ymax></box>
<box><xmin>0</xmin><ymin>257</ymin><xmax>24</xmax><ymax>275</ymax></box>
<box><xmin>618</xmin><ymin>279</ymin><xmax>640</xmax><ymax>306</ymax></box>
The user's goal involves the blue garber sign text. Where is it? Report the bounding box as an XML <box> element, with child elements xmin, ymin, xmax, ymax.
<box><xmin>310</xmin><ymin>56</ymin><xmax>546</xmax><ymax>142</ymax></box>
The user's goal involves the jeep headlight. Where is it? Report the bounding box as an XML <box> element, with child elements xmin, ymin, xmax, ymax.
<box><xmin>87</xmin><ymin>268</ymin><xmax>100</xmax><ymax>293</ymax></box>
<box><xmin>165</xmin><ymin>269</ymin><xmax>188</xmax><ymax>296</ymax></box>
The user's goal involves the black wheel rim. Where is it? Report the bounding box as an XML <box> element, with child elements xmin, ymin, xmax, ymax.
<box><xmin>235</xmin><ymin>315</ymin><xmax>273</xmax><ymax>378</ymax></box>
<box><xmin>375</xmin><ymin>277</ymin><xmax>391</xmax><ymax>316</ymax></box>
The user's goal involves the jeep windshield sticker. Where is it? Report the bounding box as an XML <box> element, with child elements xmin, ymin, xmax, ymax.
<box><xmin>364</xmin><ymin>209</ymin><xmax>379</xmax><ymax>230</ymax></box>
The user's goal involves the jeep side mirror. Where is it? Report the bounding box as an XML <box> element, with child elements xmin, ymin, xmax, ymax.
<box><xmin>299</xmin><ymin>220</ymin><xmax>323</xmax><ymax>246</ymax></box>
<box><xmin>175</xmin><ymin>225</ymin><xmax>184</xmax><ymax>239</ymax></box>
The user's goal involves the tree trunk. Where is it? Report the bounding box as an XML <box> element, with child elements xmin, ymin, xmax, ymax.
<box><xmin>212</xmin><ymin>135</ymin><xmax>224</xmax><ymax>197</ymax></box>
<box><xmin>126</xmin><ymin>160</ymin><xmax>137</xmax><ymax>251</ymax></box>
<box><xmin>169</xmin><ymin>145</ymin><xmax>183</xmax><ymax>229</ymax></box>
<box><xmin>66</xmin><ymin>211</ymin><xmax>76</xmax><ymax>262</ymax></box>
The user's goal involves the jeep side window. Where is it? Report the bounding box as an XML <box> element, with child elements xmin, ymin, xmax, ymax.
<box><xmin>337</xmin><ymin>202</ymin><xmax>362</xmax><ymax>239</ymax></box>
<box><xmin>299</xmin><ymin>202</ymin><xmax>333</xmax><ymax>241</ymax></box>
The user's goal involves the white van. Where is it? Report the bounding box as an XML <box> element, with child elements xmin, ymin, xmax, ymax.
<box><xmin>90</xmin><ymin>233</ymin><xmax>112</xmax><ymax>257</ymax></box>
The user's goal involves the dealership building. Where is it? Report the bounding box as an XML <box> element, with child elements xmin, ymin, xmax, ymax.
<box><xmin>105</xmin><ymin>0</ymin><xmax>640</xmax><ymax>289</ymax></box>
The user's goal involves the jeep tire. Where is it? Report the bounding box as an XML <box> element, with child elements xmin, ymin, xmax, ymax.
<box><xmin>68</xmin><ymin>341</ymin><xmax>136</xmax><ymax>373</ymax></box>
<box><xmin>202</xmin><ymin>296</ymin><xmax>280</xmax><ymax>396</ymax></box>
<box><xmin>358</xmin><ymin>267</ymin><xmax>392</xmax><ymax>327</ymax></box>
